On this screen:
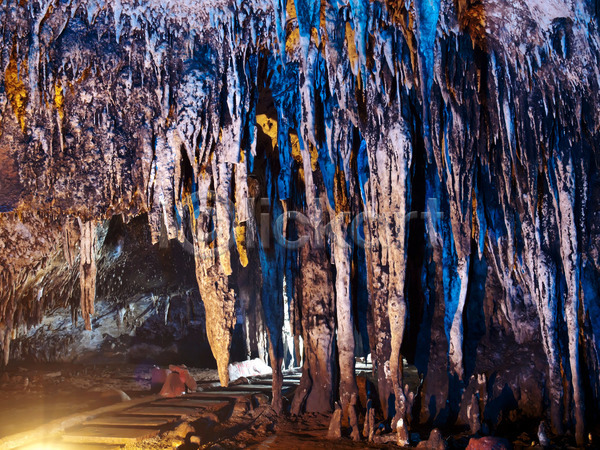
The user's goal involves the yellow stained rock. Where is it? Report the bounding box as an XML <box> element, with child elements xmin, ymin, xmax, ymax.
<box><xmin>334</xmin><ymin>165</ymin><xmax>350</xmax><ymax>216</ymax></box>
<box><xmin>54</xmin><ymin>82</ymin><xmax>64</xmax><ymax>120</ymax></box>
<box><xmin>309</xmin><ymin>142</ymin><xmax>318</xmax><ymax>171</ymax></box>
<box><xmin>235</xmin><ymin>222</ymin><xmax>248</xmax><ymax>267</ymax></box>
<box><xmin>290</xmin><ymin>131</ymin><xmax>305</xmax><ymax>180</ymax></box>
<box><xmin>286</xmin><ymin>27</ymin><xmax>300</xmax><ymax>55</ymax></box>
<box><xmin>256</xmin><ymin>113</ymin><xmax>278</xmax><ymax>150</ymax></box>
<box><xmin>5</xmin><ymin>44</ymin><xmax>28</xmax><ymax>132</ymax></box>
<box><xmin>345</xmin><ymin>22</ymin><xmax>359</xmax><ymax>74</ymax></box>
<box><xmin>286</xmin><ymin>0</ymin><xmax>296</xmax><ymax>19</ymax></box>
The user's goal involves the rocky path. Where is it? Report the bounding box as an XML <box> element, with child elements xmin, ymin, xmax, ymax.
<box><xmin>3</xmin><ymin>370</ymin><xmax>301</xmax><ymax>449</ymax></box>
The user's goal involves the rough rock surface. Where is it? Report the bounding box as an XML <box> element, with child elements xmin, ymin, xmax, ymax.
<box><xmin>0</xmin><ymin>0</ymin><xmax>599</xmax><ymax>445</ymax></box>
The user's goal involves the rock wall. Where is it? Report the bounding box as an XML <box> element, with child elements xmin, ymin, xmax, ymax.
<box><xmin>0</xmin><ymin>0</ymin><xmax>599</xmax><ymax>442</ymax></box>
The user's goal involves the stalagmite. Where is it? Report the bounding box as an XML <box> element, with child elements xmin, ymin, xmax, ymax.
<box><xmin>448</xmin><ymin>257</ymin><xmax>470</xmax><ymax>379</ymax></box>
<box><xmin>348</xmin><ymin>393</ymin><xmax>361</xmax><ymax>440</ymax></box>
<box><xmin>364</xmin><ymin>399</ymin><xmax>375</xmax><ymax>442</ymax></box>
<box><xmin>0</xmin><ymin>322</ymin><xmax>11</xmax><ymax>366</ymax></box>
<box><xmin>420</xmin><ymin>194</ymin><xmax>451</xmax><ymax>423</ymax></box>
<box><xmin>326</xmin><ymin>402</ymin><xmax>342</xmax><ymax>439</ymax></box>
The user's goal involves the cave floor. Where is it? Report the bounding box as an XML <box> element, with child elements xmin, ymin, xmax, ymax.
<box><xmin>0</xmin><ymin>362</ymin><xmax>219</xmax><ymax>439</ymax></box>
<box><xmin>0</xmin><ymin>361</ymin><xmax>396</xmax><ymax>448</ymax></box>
<box><xmin>2</xmin><ymin>361</ymin><xmax>591</xmax><ymax>449</ymax></box>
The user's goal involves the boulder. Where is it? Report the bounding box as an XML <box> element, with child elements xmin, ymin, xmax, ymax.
<box><xmin>466</xmin><ymin>436</ymin><xmax>511</xmax><ymax>450</ymax></box>
<box><xmin>416</xmin><ymin>428</ymin><xmax>447</xmax><ymax>450</ymax></box>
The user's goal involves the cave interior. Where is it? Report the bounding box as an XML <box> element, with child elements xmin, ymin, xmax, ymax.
<box><xmin>0</xmin><ymin>0</ymin><xmax>599</xmax><ymax>448</ymax></box>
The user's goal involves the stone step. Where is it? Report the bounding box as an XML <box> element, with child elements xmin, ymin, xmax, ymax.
<box><xmin>187</xmin><ymin>391</ymin><xmax>254</xmax><ymax>399</ymax></box>
<box><xmin>154</xmin><ymin>398</ymin><xmax>231</xmax><ymax>409</ymax></box>
<box><xmin>62</xmin><ymin>425</ymin><xmax>160</xmax><ymax>445</ymax></box>
<box><xmin>224</xmin><ymin>384</ymin><xmax>280</xmax><ymax>392</ymax></box>
<box><xmin>83</xmin><ymin>414</ymin><xmax>177</xmax><ymax>427</ymax></box>
<box><xmin>21</xmin><ymin>441</ymin><xmax>115</xmax><ymax>450</ymax></box>
<box><xmin>242</xmin><ymin>379</ymin><xmax>299</xmax><ymax>386</ymax></box>
<box><xmin>121</xmin><ymin>405</ymin><xmax>197</xmax><ymax>417</ymax></box>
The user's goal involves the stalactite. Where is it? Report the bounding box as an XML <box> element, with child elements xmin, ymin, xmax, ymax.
<box><xmin>148</xmin><ymin>129</ymin><xmax>181</xmax><ymax>244</ymax></box>
<box><xmin>77</xmin><ymin>219</ymin><xmax>97</xmax><ymax>331</ymax></box>
<box><xmin>62</xmin><ymin>218</ymin><xmax>78</xmax><ymax>268</ymax></box>
<box><xmin>234</xmin><ymin>155</ymin><xmax>250</xmax><ymax>268</ymax></box>
<box><xmin>429</xmin><ymin>19</ymin><xmax>477</xmax><ymax>385</ymax></box>
<box><xmin>192</xmin><ymin>169</ymin><xmax>236</xmax><ymax>387</ymax></box>
<box><xmin>549</xmin><ymin>151</ymin><xmax>584</xmax><ymax>444</ymax></box>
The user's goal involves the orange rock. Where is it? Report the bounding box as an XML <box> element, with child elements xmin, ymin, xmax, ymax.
<box><xmin>466</xmin><ymin>436</ymin><xmax>511</xmax><ymax>450</ymax></box>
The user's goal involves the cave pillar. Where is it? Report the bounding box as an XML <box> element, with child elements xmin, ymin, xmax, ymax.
<box><xmin>360</xmin><ymin>100</ymin><xmax>412</xmax><ymax>433</ymax></box>
<box><xmin>331</xmin><ymin>215</ymin><xmax>359</xmax><ymax>415</ymax></box>
<box><xmin>259</xmin><ymin>243</ymin><xmax>286</xmax><ymax>413</ymax></box>
<box><xmin>419</xmin><ymin>213</ymin><xmax>450</xmax><ymax>424</ymax></box>
<box><xmin>291</xmin><ymin>214</ymin><xmax>336</xmax><ymax>414</ymax></box>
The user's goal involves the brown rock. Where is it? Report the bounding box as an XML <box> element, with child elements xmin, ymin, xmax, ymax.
<box><xmin>160</xmin><ymin>372</ymin><xmax>186</xmax><ymax>397</ymax></box>
<box><xmin>348</xmin><ymin>394</ymin><xmax>361</xmax><ymax>441</ymax></box>
<box><xmin>252</xmin><ymin>393</ymin><xmax>270</xmax><ymax>407</ymax></box>
<box><xmin>99</xmin><ymin>388</ymin><xmax>131</xmax><ymax>402</ymax></box>
<box><xmin>230</xmin><ymin>376</ymin><xmax>249</xmax><ymax>386</ymax></box>
<box><xmin>416</xmin><ymin>429</ymin><xmax>447</xmax><ymax>450</ymax></box>
<box><xmin>372</xmin><ymin>434</ymin><xmax>398</xmax><ymax>444</ymax></box>
<box><xmin>169</xmin><ymin>364</ymin><xmax>198</xmax><ymax>391</ymax></box>
<box><xmin>327</xmin><ymin>402</ymin><xmax>342</xmax><ymax>439</ymax></box>
<box><xmin>356</xmin><ymin>375</ymin><xmax>376</xmax><ymax>409</ymax></box>
<box><xmin>466</xmin><ymin>436</ymin><xmax>511</xmax><ymax>450</ymax></box>
<box><xmin>172</xmin><ymin>422</ymin><xmax>195</xmax><ymax>439</ymax></box>
<box><xmin>233</xmin><ymin>398</ymin><xmax>252</xmax><ymax>414</ymax></box>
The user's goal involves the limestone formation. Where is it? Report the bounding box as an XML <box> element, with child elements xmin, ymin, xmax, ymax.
<box><xmin>0</xmin><ymin>0</ymin><xmax>598</xmax><ymax>446</ymax></box>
